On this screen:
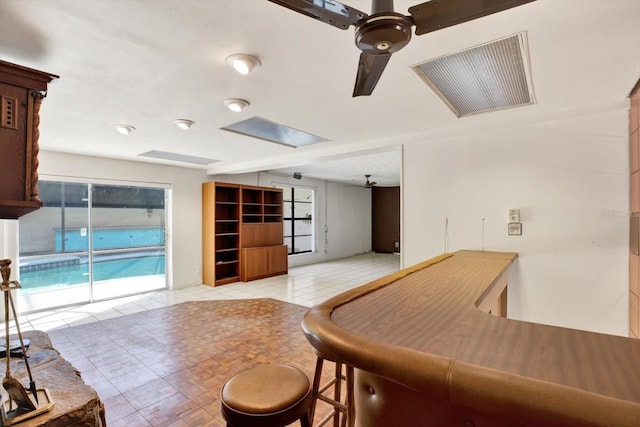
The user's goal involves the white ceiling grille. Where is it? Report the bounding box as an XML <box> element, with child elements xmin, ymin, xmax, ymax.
<box><xmin>411</xmin><ymin>32</ymin><xmax>535</xmax><ymax>117</ymax></box>
<box><xmin>138</xmin><ymin>150</ymin><xmax>219</xmax><ymax>165</ymax></box>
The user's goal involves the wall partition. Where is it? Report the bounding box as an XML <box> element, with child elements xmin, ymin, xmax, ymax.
<box><xmin>18</xmin><ymin>180</ymin><xmax>168</xmax><ymax>312</ymax></box>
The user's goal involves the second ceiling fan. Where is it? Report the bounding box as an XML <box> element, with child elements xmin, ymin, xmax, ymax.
<box><xmin>267</xmin><ymin>0</ymin><xmax>536</xmax><ymax>97</ymax></box>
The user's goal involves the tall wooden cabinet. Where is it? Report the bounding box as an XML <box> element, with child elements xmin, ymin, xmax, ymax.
<box><xmin>202</xmin><ymin>182</ymin><xmax>287</xmax><ymax>286</ymax></box>
<box><xmin>0</xmin><ymin>60</ymin><xmax>58</xmax><ymax>219</ymax></box>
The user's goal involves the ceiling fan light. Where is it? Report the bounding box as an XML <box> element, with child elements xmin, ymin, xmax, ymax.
<box><xmin>226</xmin><ymin>54</ymin><xmax>261</xmax><ymax>75</ymax></box>
<box><xmin>224</xmin><ymin>98</ymin><xmax>249</xmax><ymax>113</ymax></box>
<box><xmin>174</xmin><ymin>119</ymin><xmax>195</xmax><ymax>130</ymax></box>
<box><xmin>115</xmin><ymin>124</ymin><xmax>135</xmax><ymax>135</ymax></box>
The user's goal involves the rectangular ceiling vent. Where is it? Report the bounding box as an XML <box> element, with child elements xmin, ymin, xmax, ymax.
<box><xmin>411</xmin><ymin>32</ymin><xmax>535</xmax><ymax>117</ymax></box>
<box><xmin>138</xmin><ymin>150</ymin><xmax>219</xmax><ymax>166</ymax></box>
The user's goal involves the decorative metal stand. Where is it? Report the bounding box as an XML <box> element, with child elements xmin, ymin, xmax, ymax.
<box><xmin>0</xmin><ymin>259</ymin><xmax>53</xmax><ymax>425</ymax></box>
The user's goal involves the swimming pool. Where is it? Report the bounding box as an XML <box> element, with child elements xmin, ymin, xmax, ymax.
<box><xmin>19</xmin><ymin>254</ymin><xmax>165</xmax><ymax>292</ymax></box>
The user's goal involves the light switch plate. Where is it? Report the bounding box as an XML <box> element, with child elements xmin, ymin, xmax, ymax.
<box><xmin>509</xmin><ymin>208</ymin><xmax>520</xmax><ymax>222</ymax></box>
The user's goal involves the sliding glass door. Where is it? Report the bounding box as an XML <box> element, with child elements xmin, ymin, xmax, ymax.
<box><xmin>19</xmin><ymin>182</ymin><xmax>91</xmax><ymax>311</ymax></box>
<box><xmin>89</xmin><ymin>184</ymin><xmax>166</xmax><ymax>300</ymax></box>
<box><xmin>18</xmin><ymin>180</ymin><xmax>167</xmax><ymax>312</ymax></box>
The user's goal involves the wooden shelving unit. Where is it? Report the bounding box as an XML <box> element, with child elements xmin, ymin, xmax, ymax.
<box><xmin>264</xmin><ymin>189</ymin><xmax>283</xmax><ymax>223</ymax></box>
<box><xmin>202</xmin><ymin>182</ymin><xmax>286</xmax><ymax>286</ymax></box>
<box><xmin>203</xmin><ymin>182</ymin><xmax>241</xmax><ymax>286</ymax></box>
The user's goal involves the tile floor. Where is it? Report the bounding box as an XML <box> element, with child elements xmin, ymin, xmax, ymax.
<box><xmin>18</xmin><ymin>253</ymin><xmax>400</xmax><ymax>333</ymax></box>
<box><xmin>9</xmin><ymin>252</ymin><xmax>400</xmax><ymax>426</ymax></box>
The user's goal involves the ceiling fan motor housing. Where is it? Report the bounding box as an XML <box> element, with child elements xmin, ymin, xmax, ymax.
<box><xmin>354</xmin><ymin>13</ymin><xmax>413</xmax><ymax>54</ymax></box>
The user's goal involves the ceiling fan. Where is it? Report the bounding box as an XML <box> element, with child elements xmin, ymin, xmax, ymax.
<box><xmin>267</xmin><ymin>0</ymin><xmax>536</xmax><ymax>97</ymax></box>
<box><xmin>363</xmin><ymin>174</ymin><xmax>377</xmax><ymax>188</ymax></box>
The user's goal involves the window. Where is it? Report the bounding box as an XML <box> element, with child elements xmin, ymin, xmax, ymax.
<box><xmin>281</xmin><ymin>186</ymin><xmax>315</xmax><ymax>255</ymax></box>
<box><xmin>18</xmin><ymin>180</ymin><xmax>167</xmax><ymax>312</ymax></box>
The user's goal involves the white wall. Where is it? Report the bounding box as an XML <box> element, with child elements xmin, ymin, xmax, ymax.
<box><xmin>35</xmin><ymin>151</ymin><xmax>208</xmax><ymax>289</ymax></box>
<box><xmin>403</xmin><ymin>107</ymin><xmax>629</xmax><ymax>336</ymax></box>
<box><xmin>210</xmin><ymin>172</ymin><xmax>372</xmax><ymax>267</ymax></box>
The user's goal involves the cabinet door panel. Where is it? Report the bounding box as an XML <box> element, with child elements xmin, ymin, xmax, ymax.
<box><xmin>0</xmin><ymin>83</ymin><xmax>28</xmax><ymax>201</ymax></box>
<box><xmin>268</xmin><ymin>245</ymin><xmax>288</xmax><ymax>274</ymax></box>
<box><xmin>242</xmin><ymin>247</ymin><xmax>269</xmax><ymax>281</ymax></box>
<box><xmin>242</xmin><ymin>245</ymin><xmax>288</xmax><ymax>281</ymax></box>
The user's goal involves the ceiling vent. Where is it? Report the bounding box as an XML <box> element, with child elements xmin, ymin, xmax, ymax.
<box><xmin>411</xmin><ymin>32</ymin><xmax>535</xmax><ymax>117</ymax></box>
<box><xmin>138</xmin><ymin>150</ymin><xmax>219</xmax><ymax>165</ymax></box>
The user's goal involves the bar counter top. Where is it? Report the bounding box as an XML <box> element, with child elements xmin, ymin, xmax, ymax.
<box><xmin>301</xmin><ymin>250</ymin><xmax>640</xmax><ymax>426</ymax></box>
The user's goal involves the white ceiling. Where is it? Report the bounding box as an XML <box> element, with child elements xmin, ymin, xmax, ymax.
<box><xmin>1</xmin><ymin>0</ymin><xmax>639</xmax><ymax>187</ymax></box>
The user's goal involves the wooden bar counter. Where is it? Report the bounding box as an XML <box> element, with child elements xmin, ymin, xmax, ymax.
<box><xmin>301</xmin><ymin>250</ymin><xmax>640</xmax><ymax>427</ymax></box>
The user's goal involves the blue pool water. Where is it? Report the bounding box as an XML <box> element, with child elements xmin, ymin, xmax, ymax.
<box><xmin>54</xmin><ymin>227</ymin><xmax>165</xmax><ymax>251</ymax></box>
<box><xmin>19</xmin><ymin>254</ymin><xmax>165</xmax><ymax>291</ymax></box>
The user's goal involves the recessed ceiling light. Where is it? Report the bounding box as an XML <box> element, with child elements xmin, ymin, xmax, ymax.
<box><xmin>225</xmin><ymin>54</ymin><xmax>260</xmax><ymax>75</ymax></box>
<box><xmin>174</xmin><ymin>119</ymin><xmax>195</xmax><ymax>130</ymax></box>
<box><xmin>223</xmin><ymin>99</ymin><xmax>249</xmax><ymax>113</ymax></box>
<box><xmin>115</xmin><ymin>124</ymin><xmax>135</xmax><ymax>135</ymax></box>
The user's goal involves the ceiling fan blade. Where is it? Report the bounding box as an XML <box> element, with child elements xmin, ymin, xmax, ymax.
<box><xmin>353</xmin><ymin>52</ymin><xmax>392</xmax><ymax>97</ymax></box>
<box><xmin>409</xmin><ymin>0</ymin><xmax>536</xmax><ymax>36</ymax></box>
<box><xmin>267</xmin><ymin>0</ymin><xmax>367</xmax><ymax>30</ymax></box>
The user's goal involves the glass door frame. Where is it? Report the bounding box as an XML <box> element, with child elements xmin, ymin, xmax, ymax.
<box><xmin>18</xmin><ymin>175</ymin><xmax>172</xmax><ymax>312</ymax></box>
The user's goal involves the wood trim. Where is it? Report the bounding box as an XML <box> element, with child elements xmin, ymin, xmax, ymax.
<box><xmin>25</xmin><ymin>91</ymin><xmax>34</xmax><ymax>201</ymax></box>
<box><xmin>474</xmin><ymin>268</ymin><xmax>508</xmax><ymax>314</ymax></box>
<box><xmin>0</xmin><ymin>60</ymin><xmax>58</xmax><ymax>91</ymax></box>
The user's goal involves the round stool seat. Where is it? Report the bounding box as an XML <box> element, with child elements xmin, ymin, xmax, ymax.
<box><xmin>221</xmin><ymin>364</ymin><xmax>312</xmax><ymax>427</ymax></box>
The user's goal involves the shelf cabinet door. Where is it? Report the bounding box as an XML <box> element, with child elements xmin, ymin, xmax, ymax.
<box><xmin>241</xmin><ymin>245</ymin><xmax>288</xmax><ymax>282</ymax></box>
<box><xmin>267</xmin><ymin>245</ymin><xmax>288</xmax><ymax>275</ymax></box>
<box><xmin>242</xmin><ymin>222</ymin><xmax>283</xmax><ymax>248</ymax></box>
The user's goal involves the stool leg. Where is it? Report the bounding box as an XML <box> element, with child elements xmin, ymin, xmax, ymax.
<box><xmin>340</xmin><ymin>366</ymin><xmax>347</xmax><ymax>427</ymax></box>
<box><xmin>332</xmin><ymin>362</ymin><xmax>342</xmax><ymax>427</ymax></box>
<box><xmin>309</xmin><ymin>357</ymin><xmax>324</xmax><ymax>424</ymax></box>
<box><xmin>346</xmin><ymin>365</ymin><xmax>355</xmax><ymax>427</ymax></box>
<box><xmin>300</xmin><ymin>411</ymin><xmax>312</xmax><ymax>427</ymax></box>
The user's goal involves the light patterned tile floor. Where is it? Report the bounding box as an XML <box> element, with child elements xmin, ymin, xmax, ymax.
<box><xmin>16</xmin><ymin>253</ymin><xmax>399</xmax><ymax>332</ymax></box>
<box><xmin>6</xmin><ymin>253</ymin><xmax>400</xmax><ymax>426</ymax></box>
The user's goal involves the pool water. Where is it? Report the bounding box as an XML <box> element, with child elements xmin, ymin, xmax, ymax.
<box><xmin>19</xmin><ymin>255</ymin><xmax>165</xmax><ymax>291</ymax></box>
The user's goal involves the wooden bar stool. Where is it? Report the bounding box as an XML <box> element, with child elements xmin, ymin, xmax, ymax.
<box><xmin>220</xmin><ymin>364</ymin><xmax>313</xmax><ymax>427</ymax></box>
<box><xmin>308</xmin><ymin>354</ymin><xmax>355</xmax><ymax>427</ymax></box>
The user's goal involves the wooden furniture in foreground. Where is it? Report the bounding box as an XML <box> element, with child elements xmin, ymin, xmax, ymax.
<box><xmin>0</xmin><ymin>60</ymin><xmax>58</xmax><ymax>219</ymax></box>
<box><xmin>302</xmin><ymin>250</ymin><xmax>640</xmax><ymax>427</ymax></box>
<box><xmin>1</xmin><ymin>330</ymin><xmax>104</xmax><ymax>426</ymax></box>
<box><xmin>220</xmin><ymin>364</ymin><xmax>312</xmax><ymax>427</ymax></box>
<box><xmin>202</xmin><ymin>182</ymin><xmax>287</xmax><ymax>286</ymax></box>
